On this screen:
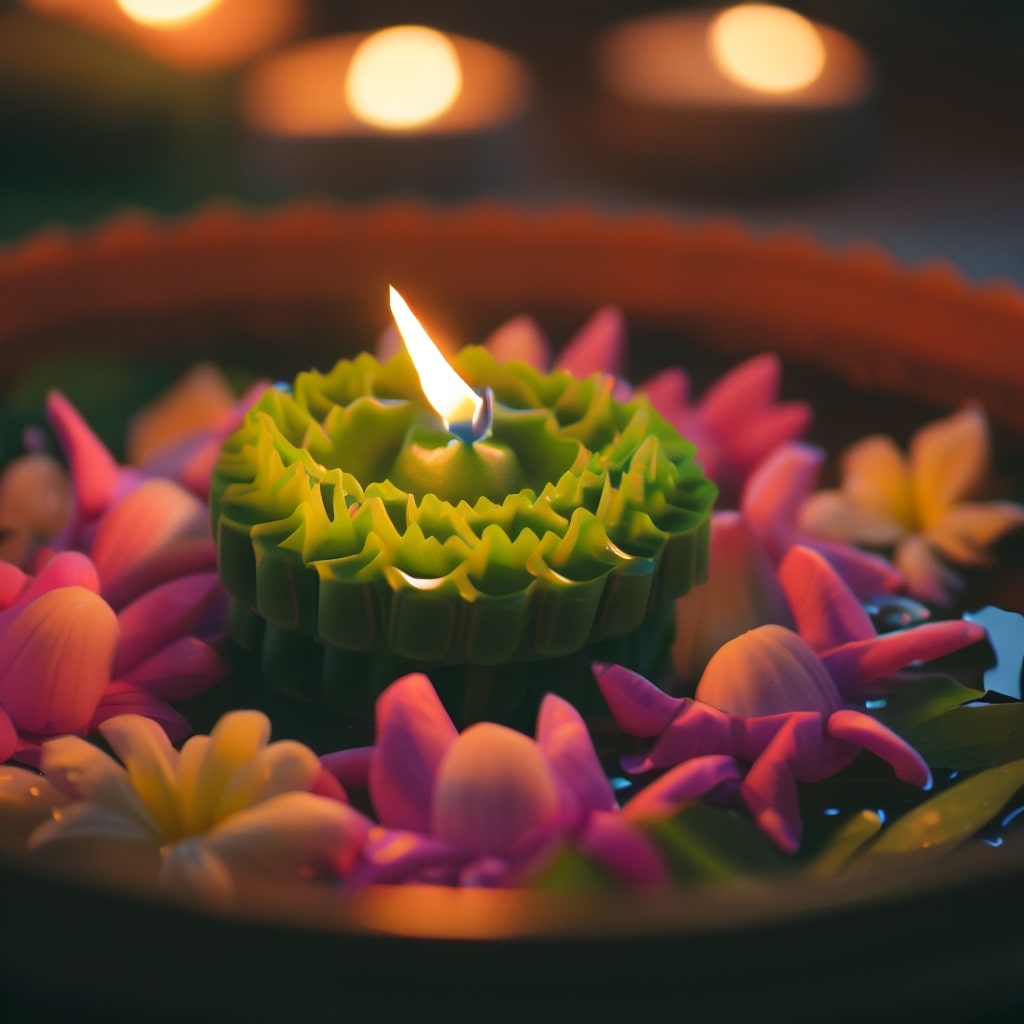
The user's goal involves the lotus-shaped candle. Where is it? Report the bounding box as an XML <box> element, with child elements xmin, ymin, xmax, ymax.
<box><xmin>211</xmin><ymin>294</ymin><xmax>715</xmax><ymax>716</ymax></box>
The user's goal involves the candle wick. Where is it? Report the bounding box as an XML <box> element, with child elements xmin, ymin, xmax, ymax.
<box><xmin>449</xmin><ymin>386</ymin><xmax>494</xmax><ymax>445</ymax></box>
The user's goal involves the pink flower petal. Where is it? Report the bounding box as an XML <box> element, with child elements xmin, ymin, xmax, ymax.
<box><xmin>556</xmin><ymin>307</ymin><xmax>625</xmax><ymax>379</ymax></box>
<box><xmin>0</xmin><ymin>586</ymin><xmax>119</xmax><ymax>735</ymax></box>
<box><xmin>114</xmin><ymin>572</ymin><xmax>221</xmax><ymax>675</ymax></box>
<box><xmin>355</xmin><ymin>826</ymin><xmax>467</xmax><ymax>886</ymax></box>
<box><xmin>592</xmin><ymin>662</ymin><xmax>684</xmax><ymax>737</ymax></box>
<box><xmin>796</xmin><ymin>536</ymin><xmax>904</xmax><ymax>598</ymax></box>
<box><xmin>622</xmin><ymin>755</ymin><xmax>743</xmax><ymax>820</ymax></box>
<box><xmin>369</xmin><ymin>673</ymin><xmax>457</xmax><ymax>833</ymax></box>
<box><xmin>484</xmin><ymin>314</ymin><xmax>551</xmax><ymax>369</ymax></box>
<box><xmin>742</xmin><ymin>443</ymin><xmax>824</xmax><ymax>556</ymax></box>
<box><xmin>699</xmin><ymin>353</ymin><xmax>782</xmax><ymax>433</ymax></box>
<box><xmin>778</xmin><ymin>546</ymin><xmax>875</xmax><ymax>653</ymax></box>
<box><xmin>0</xmin><ymin>705</ymin><xmax>18</xmax><ymax>762</ymax></box>
<box><xmin>322</xmin><ymin>746</ymin><xmax>374</xmax><ymax>791</ymax></box>
<box><xmin>431</xmin><ymin>723</ymin><xmax>563</xmax><ymax>859</ymax></box>
<box><xmin>827</xmin><ymin>709</ymin><xmax>931</xmax><ymax>788</ymax></box>
<box><xmin>623</xmin><ymin>699</ymin><xmax>732</xmax><ymax>774</ymax></box>
<box><xmin>45</xmin><ymin>391</ymin><xmax>122</xmax><ymax>520</ymax></box>
<box><xmin>120</xmin><ymin>635</ymin><xmax>226</xmax><ymax>701</ymax></box>
<box><xmin>640</xmin><ymin>366</ymin><xmax>691</xmax><ymax>416</ymax></box>
<box><xmin>578</xmin><ymin>810</ymin><xmax>669</xmax><ymax>886</ymax></box>
<box><xmin>0</xmin><ymin>563</ymin><xmax>28</xmax><ymax>609</ymax></box>
<box><xmin>93</xmin><ymin>684</ymin><xmax>192</xmax><ymax>743</ymax></box>
<box><xmin>724</xmin><ymin>402</ymin><xmax>813</xmax><ymax>479</ymax></box>
<box><xmin>536</xmin><ymin>694</ymin><xmax>616</xmax><ymax>820</ymax></box>
<box><xmin>822</xmin><ymin>619</ymin><xmax>987</xmax><ymax>697</ymax></box>
<box><xmin>9</xmin><ymin>552</ymin><xmax>101</xmax><ymax>612</ymax></box>
<box><xmin>910</xmin><ymin>406</ymin><xmax>989</xmax><ymax>529</ymax></box>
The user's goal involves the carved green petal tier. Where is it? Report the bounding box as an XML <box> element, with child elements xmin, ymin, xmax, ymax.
<box><xmin>210</xmin><ymin>347</ymin><xmax>716</xmax><ymax>668</ymax></box>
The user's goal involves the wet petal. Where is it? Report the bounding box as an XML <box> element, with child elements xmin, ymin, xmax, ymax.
<box><xmin>779</xmin><ymin>546</ymin><xmax>875</xmax><ymax>652</ymax></box>
<box><xmin>536</xmin><ymin>694</ymin><xmax>616</xmax><ymax>819</ymax></box>
<box><xmin>114</xmin><ymin>571</ymin><xmax>221</xmax><ymax>675</ymax></box>
<box><xmin>369</xmin><ymin>673</ymin><xmax>457</xmax><ymax>832</ymax></box>
<box><xmin>30</xmin><ymin>801</ymin><xmax>158</xmax><ymax>849</ymax></box>
<box><xmin>0</xmin><ymin>587</ymin><xmax>118</xmax><ymax>735</ymax></box>
<box><xmin>0</xmin><ymin>761</ymin><xmax>65</xmax><ymax>846</ymax></box>
<box><xmin>432</xmin><ymin>723</ymin><xmax>562</xmax><ymax>858</ymax></box>
<box><xmin>927</xmin><ymin>501</ymin><xmax>1024</xmax><ymax>566</ymax></box>
<box><xmin>911</xmin><ymin>406</ymin><xmax>989</xmax><ymax>528</ymax></box>
<box><xmin>98</xmin><ymin>714</ymin><xmax>182</xmax><ymax>840</ymax></box>
<box><xmin>484</xmin><ymin>315</ymin><xmax>551</xmax><ymax>369</ymax></box>
<box><xmin>827</xmin><ymin>710</ymin><xmax>931</xmax><ymax>787</ymax></box>
<box><xmin>823</xmin><ymin>619</ymin><xmax>987</xmax><ymax>696</ymax></box>
<box><xmin>45</xmin><ymin>391</ymin><xmax>123</xmax><ymax>520</ymax></box>
<box><xmin>591</xmin><ymin>662</ymin><xmax>683</xmax><ymax>737</ymax></box>
<box><xmin>578</xmin><ymin>811</ymin><xmax>669</xmax><ymax>886</ymax></box>
<box><xmin>556</xmin><ymin>307</ymin><xmax>625</xmax><ymax>379</ymax></box>
<box><xmin>622</xmin><ymin>755</ymin><xmax>743</xmax><ymax>820</ymax></box>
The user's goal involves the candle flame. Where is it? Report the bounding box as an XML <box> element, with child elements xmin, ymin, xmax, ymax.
<box><xmin>708</xmin><ymin>4</ymin><xmax>825</xmax><ymax>94</ymax></box>
<box><xmin>116</xmin><ymin>0</ymin><xmax>223</xmax><ymax>27</ymax></box>
<box><xmin>389</xmin><ymin>286</ymin><xmax>483</xmax><ymax>434</ymax></box>
<box><xmin>345</xmin><ymin>25</ymin><xmax>462</xmax><ymax>130</ymax></box>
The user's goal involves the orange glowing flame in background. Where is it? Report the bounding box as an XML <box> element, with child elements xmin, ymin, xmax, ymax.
<box><xmin>116</xmin><ymin>0</ymin><xmax>223</xmax><ymax>28</ymax></box>
<box><xmin>345</xmin><ymin>26</ymin><xmax>463</xmax><ymax>130</ymax></box>
<box><xmin>708</xmin><ymin>4</ymin><xmax>826</xmax><ymax>94</ymax></box>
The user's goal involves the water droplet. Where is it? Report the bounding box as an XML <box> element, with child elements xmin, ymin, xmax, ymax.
<box><xmin>610</xmin><ymin>777</ymin><xmax>633</xmax><ymax>792</ymax></box>
<box><xmin>28</xmin><ymin>785</ymin><xmax>40</xmax><ymax>797</ymax></box>
<box><xmin>273</xmin><ymin>381</ymin><xmax>292</xmax><ymax>393</ymax></box>
<box><xmin>864</xmin><ymin>595</ymin><xmax>932</xmax><ymax>633</ymax></box>
<box><xmin>983</xmin><ymin>836</ymin><xmax>1004</xmax><ymax>848</ymax></box>
<box><xmin>948</xmin><ymin>770</ymin><xmax>960</xmax><ymax>781</ymax></box>
<box><xmin>876</xmin><ymin>809</ymin><xmax>887</xmax><ymax>824</ymax></box>
<box><xmin>823</xmin><ymin>807</ymin><xmax>841</xmax><ymax>817</ymax></box>
<box><xmin>865</xmin><ymin>698</ymin><xmax>888</xmax><ymax>710</ymax></box>
<box><xmin>1001</xmin><ymin>804</ymin><xmax>1024</xmax><ymax>829</ymax></box>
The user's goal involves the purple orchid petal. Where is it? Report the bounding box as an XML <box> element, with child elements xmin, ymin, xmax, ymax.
<box><xmin>624</xmin><ymin>700</ymin><xmax>733</xmax><ymax>774</ymax></box>
<box><xmin>827</xmin><ymin>710</ymin><xmax>932</xmax><ymax>788</ymax></box>
<box><xmin>354</xmin><ymin>826</ymin><xmax>468</xmax><ymax>886</ymax></box>
<box><xmin>114</xmin><ymin>571</ymin><xmax>221</xmax><ymax>676</ymax></box>
<box><xmin>556</xmin><ymin>307</ymin><xmax>626</xmax><ymax>379</ymax></box>
<box><xmin>797</xmin><ymin>536</ymin><xmax>904</xmax><ymax>598</ymax></box>
<box><xmin>536</xmin><ymin>693</ymin><xmax>617</xmax><ymax>821</ymax></box>
<box><xmin>779</xmin><ymin>546</ymin><xmax>875</xmax><ymax>653</ymax></box>
<box><xmin>0</xmin><ymin>706</ymin><xmax>18</xmax><ymax>762</ymax></box>
<box><xmin>92</xmin><ymin>683</ymin><xmax>192</xmax><ymax>742</ymax></box>
<box><xmin>431</xmin><ymin>723</ymin><xmax>564</xmax><ymax>859</ymax></box>
<box><xmin>484</xmin><ymin>314</ymin><xmax>551</xmax><ymax>369</ymax></box>
<box><xmin>369</xmin><ymin>673</ymin><xmax>457</xmax><ymax>833</ymax></box>
<box><xmin>45</xmin><ymin>391</ymin><xmax>124</xmax><ymax>520</ymax></box>
<box><xmin>622</xmin><ymin>754</ymin><xmax>743</xmax><ymax>820</ymax></box>
<box><xmin>578</xmin><ymin>810</ymin><xmax>669</xmax><ymax>886</ymax></box>
<box><xmin>0</xmin><ymin>586</ymin><xmax>119</xmax><ymax>735</ymax></box>
<box><xmin>322</xmin><ymin>746</ymin><xmax>375</xmax><ymax>791</ymax></box>
<box><xmin>822</xmin><ymin>620</ymin><xmax>987</xmax><ymax>697</ymax></box>
<box><xmin>591</xmin><ymin>662</ymin><xmax>684</xmax><ymax>737</ymax></box>
<box><xmin>120</xmin><ymin>636</ymin><xmax>227</xmax><ymax>701</ymax></box>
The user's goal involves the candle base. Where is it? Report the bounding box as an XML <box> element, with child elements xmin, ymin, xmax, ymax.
<box><xmin>227</xmin><ymin>596</ymin><xmax>674</xmax><ymax>731</ymax></box>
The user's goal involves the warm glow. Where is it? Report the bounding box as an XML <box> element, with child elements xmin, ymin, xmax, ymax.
<box><xmin>389</xmin><ymin>287</ymin><xmax>483</xmax><ymax>432</ymax></box>
<box><xmin>708</xmin><ymin>4</ymin><xmax>826</xmax><ymax>94</ymax></box>
<box><xmin>345</xmin><ymin>26</ymin><xmax>463</xmax><ymax>130</ymax></box>
<box><xmin>116</xmin><ymin>0</ymin><xmax>223</xmax><ymax>27</ymax></box>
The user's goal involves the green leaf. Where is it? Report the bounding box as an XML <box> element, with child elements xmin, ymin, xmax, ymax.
<box><xmin>901</xmin><ymin>702</ymin><xmax>1024</xmax><ymax>772</ymax></box>
<box><xmin>808</xmin><ymin>811</ymin><xmax>884</xmax><ymax>877</ymax></box>
<box><xmin>645</xmin><ymin>804</ymin><xmax>792</xmax><ymax>882</ymax></box>
<box><xmin>872</xmin><ymin>673</ymin><xmax>981</xmax><ymax>733</ymax></box>
<box><xmin>531</xmin><ymin>845</ymin><xmax>619</xmax><ymax>891</ymax></box>
<box><xmin>855</xmin><ymin>758</ymin><xmax>1024</xmax><ymax>865</ymax></box>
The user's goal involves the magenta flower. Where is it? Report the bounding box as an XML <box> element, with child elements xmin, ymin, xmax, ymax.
<box><xmin>0</xmin><ymin>551</ymin><xmax>226</xmax><ymax>766</ymax></box>
<box><xmin>598</xmin><ymin>546</ymin><xmax>986</xmax><ymax>852</ymax></box>
<box><xmin>324</xmin><ymin>673</ymin><xmax>668</xmax><ymax>887</ymax></box>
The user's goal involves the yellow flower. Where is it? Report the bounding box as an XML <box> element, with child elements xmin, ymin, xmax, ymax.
<box><xmin>800</xmin><ymin>406</ymin><xmax>1024</xmax><ymax>603</ymax></box>
<box><xmin>30</xmin><ymin>711</ymin><xmax>368</xmax><ymax>904</ymax></box>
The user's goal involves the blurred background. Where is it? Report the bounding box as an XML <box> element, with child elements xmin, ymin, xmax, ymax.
<box><xmin>1</xmin><ymin>0</ymin><xmax>1022</xmax><ymax>283</ymax></box>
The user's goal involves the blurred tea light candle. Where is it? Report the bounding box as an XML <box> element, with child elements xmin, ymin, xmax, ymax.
<box><xmin>595</xmin><ymin>4</ymin><xmax>875</xmax><ymax>191</ymax></box>
<box><xmin>22</xmin><ymin>0</ymin><xmax>303</xmax><ymax>71</ymax></box>
<box><xmin>240</xmin><ymin>25</ymin><xmax>532</xmax><ymax>196</ymax></box>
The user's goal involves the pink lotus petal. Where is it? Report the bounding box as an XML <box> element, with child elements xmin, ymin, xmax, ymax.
<box><xmin>90</xmin><ymin>478</ymin><xmax>210</xmax><ymax>602</ymax></box>
<box><xmin>779</xmin><ymin>546</ymin><xmax>875</xmax><ymax>653</ymax></box>
<box><xmin>369</xmin><ymin>673</ymin><xmax>458</xmax><ymax>833</ymax></box>
<box><xmin>0</xmin><ymin>586</ymin><xmax>118</xmax><ymax>735</ymax></box>
<box><xmin>827</xmin><ymin>709</ymin><xmax>932</xmax><ymax>788</ymax></box>
<box><xmin>9</xmin><ymin>552</ymin><xmax>101</xmax><ymax>613</ymax></box>
<box><xmin>724</xmin><ymin>401</ymin><xmax>814</xmax><ymax>478</ymax></box>
<box><xmin>797</xmin><ymin>536</ymin><xmax>904</xmax><ymax>598</ymax></box>
<box><xmin>743</xmin><ymin>443</ymin><xmax>825</xmax><ymax>556</ymax></box>
<box><xmin>431</xmin><ymin>723</ymin><xmax>563</xmax><ymax>859</ymax></box>
<box><xmin>640</xmin><ymin>366</ymin><xmax>691</xmax><ymax>414</ymax></box>
<box><xmin>699</xmin><ymin>354</ymin><xmax>783</xmax><ymax>434</ymax></box>
<box><xmin>93</xmin><ymin>684</ymin><xmax>192</xmax><ymax>743</ymax></box>
<box><xmin>625</xmin><ymin>700</ymin><xmax>732</xmax><ymax>774</ymax></box>
<box><xmin>910</xmin><ymin>405</ymin><xmax>989</xmax><ymax>528</ymax></box>
<box><xmin>120</xmin><ymin>635</ymin><xmax>227</xmax><ymax>701</ymax></box>
<box><xmin>45</xmin><ymin>391</ymin><xmax>123</xmax><ymax>520</ymax></box>
<box><xmin>927</xmin><ymin>501</ymin><xmax>1024</xmax><ymax>566</ymax></box>
<box><xmin>355</xmin><ymin>826</ymin><xmax>467</xmax><ymax>886</ymax></box>
<box><xmin>114</xmin><ymin>572</ymin><xmax>221</xmax><ymax>675</ymax></box>
<box><xmin>484</xmin><ymin>314</ymin><xmax>551</xmax><ymax>370</ymax></box>
<box><xmin>822</xmin><ymin>620</ymin><xmax>987</xmax><ymax>696</ymax></box>
<box><xmin>592</xmin><ymin>662</ymin><xmax>684</xmax><ymax>737</ymax></box>
<box><xmin>0</xmin><ymin>562</ymin><xmax>28</xmax><ymax>608</ymax></box>
<box><xmin>311</xmin><ymin>767</ymin><xmax>349</xmax><ymax>804</ymax></box>
<box><xmin>556</xmin><ymin>307</ymin><xmax>626</xmax><ymax>379</ymax></box>
<box><xmin>578</xmin><ymin>810</ymin><xmax>669</xmax><ymax>886</ymax></box>
<box><xmin>622</xmin><ymin>754</ymin><xmax>743</xmax><ymax>820</ymax></box>
<box><xmin>536</xmin><ymin>694</ymin><xmax>616</xmax><ymax>820</ymax></box>
<box><xmin>322</xmin><ymin>746</ymin><xmax>374</xmax><ymax>792</ymax></box>
<box><xmin>0</xmin><ymin>706</ymin><xmax>18</xmax><ymax>762</ymax></box>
